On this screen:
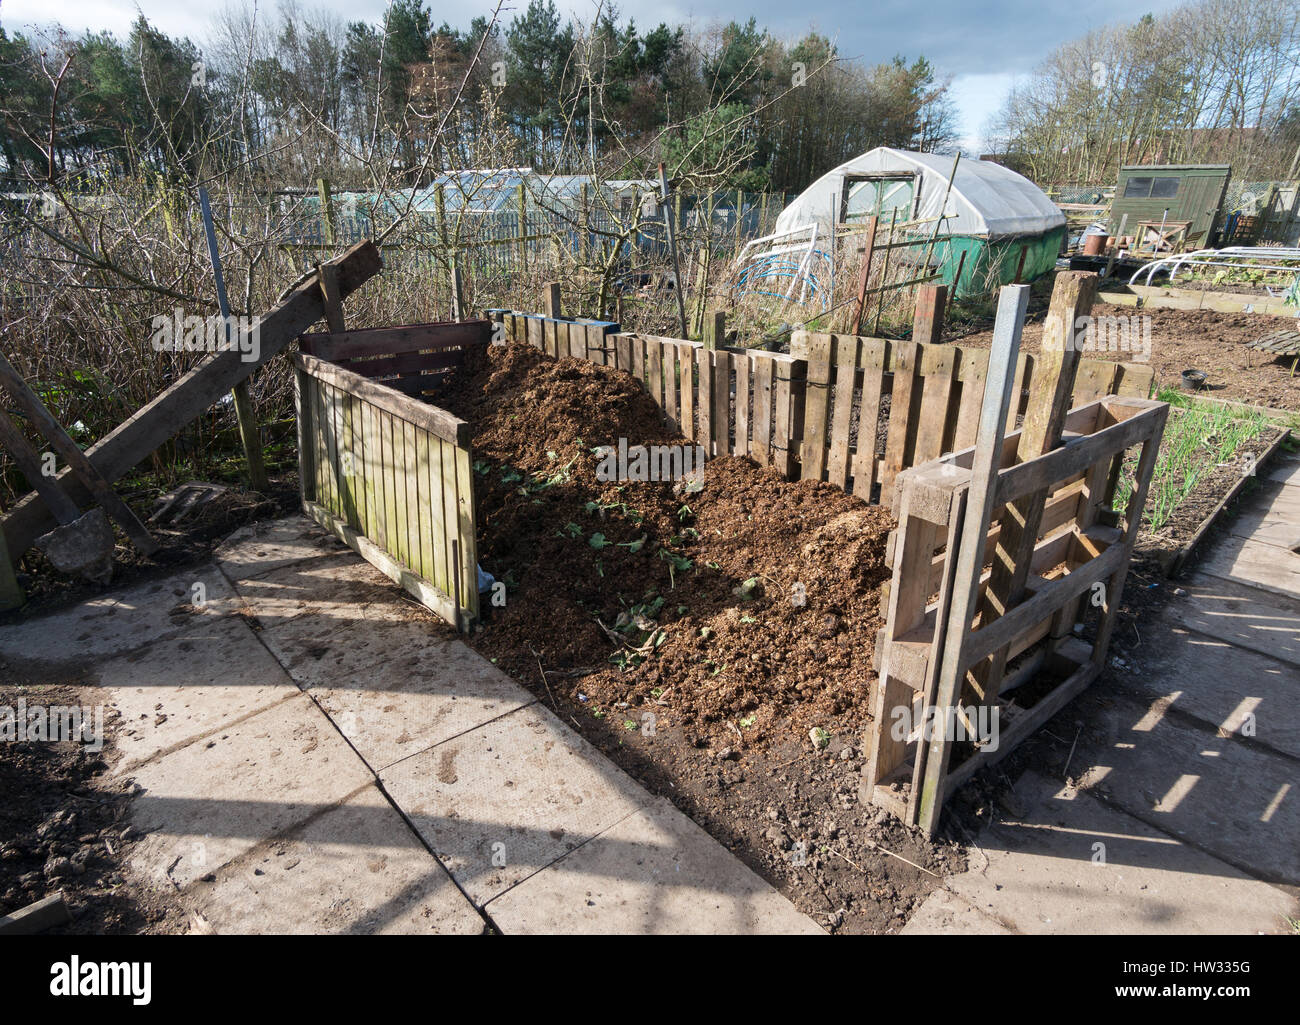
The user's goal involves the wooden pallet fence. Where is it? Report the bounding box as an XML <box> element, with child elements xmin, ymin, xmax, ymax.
<box><xmin>299</xmin><ymin>319</ymin><xmax>492</xmax><ymax>399</ymax></box>
<box><xmin>790</xmin><ymin>332</ymin><xmax>1155</xmax><ymax>505</ymax></box>
<box><xmin>294</xmin><ymin>347</ymin><xmax>480</xmax><ymax>630</ymax></box>
<box><xmin>862</xmin><ymin>392</ymin><xmax>1169</xmax><ymax>834</ymax></box>
<box><xmin>494</xmin><ymin>310</ymin><xmax>621</xmax><ymax>366</ymax></box>
<box><xmin>492</xmin><ymin>311</ymin><xmax>1154</xmax><ymax>502</ymax></box>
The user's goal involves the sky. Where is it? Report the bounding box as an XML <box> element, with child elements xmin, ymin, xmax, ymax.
<box><xmin>0</xmin><ymin>0</ymin><xmax>1189</xmax><ymax>152</ymax></box>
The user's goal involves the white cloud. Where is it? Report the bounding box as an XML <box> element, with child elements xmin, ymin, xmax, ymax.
<box><xmin>948</xmin><ymin>71</ymin><xmax>1018</xmax><ymax>154</ymax></box>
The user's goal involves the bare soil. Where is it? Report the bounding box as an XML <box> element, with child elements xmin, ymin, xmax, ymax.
<box><xmin>439</xmin><ymin>342</ymin><xmax>965</xmax><ymax>932</ymax></box>
<box><xmin>949</xmin><ymin>305</ymin><xmax>1300</xmax><ymax>410</ymax></box>
<box><xmin>0</xmin><ymin>683</ymin><xmax>187</xmax><ymax>933</ymax></box>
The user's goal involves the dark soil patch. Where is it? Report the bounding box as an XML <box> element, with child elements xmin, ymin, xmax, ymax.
<box><xmin>440</xmin><ymin>341</ymin><xmax>964</xmax><ymax>931</ymax></box>
<box><xmin>3</xmin><ymin>475</ymin><xmax>299</xmax><ymax>622</ymax></box>
<box><xmin>0</xmin><ymin>683</ymin><xmax>187</xmax><ymax>933</ymax></box>
<box><xmin>949</xmin><ymin>304</ymin><xmax>1300</xmax><ymax>410</ymax></box>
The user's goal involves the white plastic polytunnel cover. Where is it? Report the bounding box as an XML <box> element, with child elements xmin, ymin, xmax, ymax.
<box><xmin>774</xmin><ymin>148</ymin><xmax>1065</xmax><ymax>240</ymax></box>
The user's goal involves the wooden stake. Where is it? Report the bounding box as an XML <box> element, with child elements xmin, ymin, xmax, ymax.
<box><xmin>545</xmin><ymin>282</ymin><xmax>562</xmax><ymax>320</ymax></box>
<box><xmin>913</xmin><ymin>283</ymin><xmax>948</xmax><ymax>345</ymax></box>
<box><xmin>854</xmin><ymin>215</ymin><xmax>879</xmax><ymax>334</ymax></box>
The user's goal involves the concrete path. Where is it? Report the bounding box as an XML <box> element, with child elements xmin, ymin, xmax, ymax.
<box><xmin>1</xmin><ymin>517</ymin><xmax>819</xmax><ymax>935</ymax></box>
<box><xmin>906</xmin><ymin>446</ymin><xmax>1300</xmax><ymax>934</ymax></box>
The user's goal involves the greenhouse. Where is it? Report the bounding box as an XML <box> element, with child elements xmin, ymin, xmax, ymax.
<box><xmin>775</xmin><ymin>147</ymin><xmax>1066</xmax><ymax>297</ymax></box>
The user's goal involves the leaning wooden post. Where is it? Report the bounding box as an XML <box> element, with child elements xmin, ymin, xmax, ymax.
<box><xmin>450</xmin><ymin>259</ymin><xmax>465</xmax><ymax>321</ymax></box>
<box><xmin>853</xmin><ymin>215</ymin><xmax>879</xmax><ymax>334</ymax></box>
<box><xmin>199</xmin><ymin>187</ymin><xmax>269</xmax><ymax>493</ymax></box>
<box><xmin>913</xmin><ymin>283</ymin><xmax>948</xmax><ymax>344</ymax></box>
<box><xmin>968</xmin><ymin>271</ymin><xmax>1097</xmax><ymax>710</ymax></box>
<box><xmin>659</xmin><ymin>163</ymin><xmax>690</xmax><ymax>339</ymax></box>
<box><xmin>914</xmin><ymin>284</ymin><xmax>1031</xmax><ymax>835</ymax></box>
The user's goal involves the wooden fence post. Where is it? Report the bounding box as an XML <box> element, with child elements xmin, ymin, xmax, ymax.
<box><xmin>703</xmin><ymin>310</ymin><xmax>725</xmax><ymax>350</ymax></box>
<box><xmin>913</xmin><ymin>283</ymin><xmax>948</xmax><ymax>344</ymax></box>
<box><xmin>545</xmin><ymin>282</ymin><xmax>562</xmax><ymax>320</ymax></box>
<box><xmin>517</xmin><ymin>183</ymin><xmax>528</xmax><ymax>271</ymax></box>
<box><xmin>853</xmin><ymin>215</ymin><xmax>879</xmax><ymax>334</ymax></box>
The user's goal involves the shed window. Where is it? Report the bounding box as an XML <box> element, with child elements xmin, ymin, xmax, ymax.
<box><xmin>1149</xmin><ymin>177</ymin><xmax>1180</xmax><ymax>199</ymax></box>
<box><xmin>1123</xmin><ymin>176</ymin><xmax>1180</xmax><ymax>199</ymax></box>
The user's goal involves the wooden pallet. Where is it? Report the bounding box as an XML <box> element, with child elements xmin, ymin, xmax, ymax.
<box><xmin>861</xmin><ymin>277</ymin><xmax>1169</xmax><ymax>835</ymax></box>
<box><xmin>1246</xmin><ymin>328</ymin><xmax>1300</xmax><ymax>357</ymax></box>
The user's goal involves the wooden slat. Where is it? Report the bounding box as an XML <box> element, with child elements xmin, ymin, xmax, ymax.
<box><xmin>953</xmin><ymin>347</ymin><xmax>988</xmax><ymax>451</ymax></box>
<box><xmin>455</xmin><ymin>442</ymin><xmax>477</xmax><ymax>621</ymax></box>
<box><xmin>712</xmin><ymin>350</ymin><xmax>731</xmax><ymax>458</ymax></box>
<box><xmin>301</xmin><ymin>320</ymin><xmax>490</xmax><ymax>361</ymax></box>
<box><xmin>851</xmin><ymin>338</ymin><xmax>888</xmax><ymax>498</ymax></box>
<box><xmin>733</xmin><ymin>351</ymin><xmax>751</xmax><ymax>458</ymax></box>
<box><xmin>632</xmin><ymin>335</ymin><xmax>646</xmax><ymax>383</ymax></box>
<box><xmin>914</xmin><ymin>343</ymin><xmax>957</xmax><ymax>464</ymax></box>
<box><xmin>826</xmin><ymin>336</ymin><xmax>860</xmax><ymax>489</ymax></box>
<box><xmin>663</xmin><ymin>343</ymin><xmax>679</xmax><ymax>431</ymax></box>
<box><xmin>799</xmin><ymin>334</ymin><xmax>833</xmax><ymax>481</ymax></box>
<box><xmin>697</xmin><ymin>347</ymin><xmax>714</xmax><ymax>451</ymax></box>
<box><xmin>752</xmin><ymin>355</ymin><xmax>774</xmax><ymax>466</ymax></box>
<box><xmin>647</xmin><ymin>339</ymin><xmax>664</xmax><ymax>408</ymax></box>
<box><xmin>773</xmin><ymin>356</ymin><xmax>803</xmax><ymax>479</ymax></box>
<box><xmin>881</xmin><ymin>340</ymin><xmax>922</xmax><ymax>502</ymax></box>
<box><xmin>679</xmin><ymin>342</ymin><xmax>696</xmax><ymax>441</ymax></box>
<box><xmin>440</xmin><ymin>437</ymin><xmax>462</xmax><ymax>615</ymax></box>
<box><xmin>428</xmin><ymin>433</ymin><xmax>448</xmax><ymax>592</ymax></box>
<box><xmin>1072</xmin><ymin>359</ymin><xmax>1117</xmax><ymax>405</ymax></box>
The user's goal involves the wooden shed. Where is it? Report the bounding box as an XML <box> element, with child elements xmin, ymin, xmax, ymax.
<box><xmin>1108</xmin><ymin>164</ymin><xmax>1231</xmax><ymax>250</ymax></box>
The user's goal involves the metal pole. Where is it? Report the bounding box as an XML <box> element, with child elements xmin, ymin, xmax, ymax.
<box><xmin>199</xmin><ymin>186</ymin><xmax>268</xmax><ymax>492</ymax></box>
<box><xmin>659</xmin><ymin>163</ymin><xmax>690</xmax><ymax>339</ymax></box>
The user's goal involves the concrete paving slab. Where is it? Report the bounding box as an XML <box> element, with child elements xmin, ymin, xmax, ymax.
<box><xmin>943</xmin><ymin>771</ymin><xmax>1296</xmax><ymax>934</ymax></box>
<box><xmin>1161</xmin><ymin>575</ymin><xmax>1300</xmax><ymax>666</ymax></box>
<box><xmin>900</xmin><ymin>887</ymin><xmax>1012</xmax><ymax>935</ymax></box>
<box><xmin>1265</xmin><ymin>457</ymin><xmax>1300</xmax><ymax>487</ymax></box>
<box><xmin>1121</xmin><ymin>618</ymin><xmax>1300</xmax><ymax>760</ymax></box>
<box><xmin>184</xmin><ymin>785</ymin><xmax>483</xmax><ymax>935</ymax></box>
<box><xmin>215</xmin><ymin>517</ymin><xmax>348</xmax><ymax>582</ymax></box>
<box><xmin>1196</xmin><ymin>534</ymin><xmax>1300</xmax><ymax>599</ymax></box>
<box><xmin>233</xmin><ymin>553</ymin><xmax>401</xmax><ymax>630</ymax></box>
<box><xmin>97</xmin><ymin>615</ymin><xmax>301</xmax><ymax>773</ymax></box>
<box><xmin>381</xmin><ymin>704</ymin><xmax>651</xmax><ymax>907</ymax></box>
<box><xmin>0</xmin><ymin>565</ymin><xmax>241</xmax><ymax>665</ymax></box>
<box><xmin>1077</xmin><ymin>695</ymin><xmax>1300</xmax><ymax>887</ymax></box>
<box><xmin>484</xmin><ymin>797</ymin><xmax>823</xmax><ymax>935</ymax></box>
<box><xmin>311</xmin><ymin>637</ymin><xmax>535</xmax><ymax>772</ymax></box>
<box><xmin>127</xmin><ymin>694</ymin><xmax>373</xmax><ymax>890</ymax></box>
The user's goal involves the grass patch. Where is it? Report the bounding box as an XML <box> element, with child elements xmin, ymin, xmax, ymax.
<box><xmin>1113</xmin><ymin>387</ymin><xmax>1271</xmax><ymax>531</ymax></box>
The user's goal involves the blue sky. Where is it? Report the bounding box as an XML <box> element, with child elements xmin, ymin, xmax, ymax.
<box><xmin>0</xmin><ymin>0</ymin><xmax>1188</xmax><ymax>151</ymax></box>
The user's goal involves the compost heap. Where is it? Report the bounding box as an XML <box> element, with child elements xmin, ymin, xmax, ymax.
<box><xmin>440</xmin><ymin>341</ymin><xmax>894</xmax><ymax>747</ymax></box>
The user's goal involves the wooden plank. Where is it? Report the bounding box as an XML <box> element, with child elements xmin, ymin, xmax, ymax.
<box><xmin>799</xmin><ymin>334</ymin><xmax>833</xmax><ymax>481</ymax></box>
<box><xmin>402</xmin><ymin>419</ymin><xmax>420</xmax><ymax>576</ymax></box>
<box><xmin>826</xmin><ymin>336</ymin><xmax>860</xmax><ymax>489</ymax></box>
<box><xmin>663</xmin><ymin>342</ymin><xmax>679</xmax><ymax>432</ymax></box>
<box><xmin>1002</xmin><ymin>352</ymin><xmax>1033</xmax><ymax>435</ymax></box>
<box><xmin>0</xmin><ymin>892</ymin><xmax>71</xmax><ymax>935</ymax></box>
<box><xmin>333</xmin><ymin>348</ymin><xmax>478</xmax><ymax>379</ymax></box>
<box><xmin>697</xmin><ymin>347</ymin><xmax>715</xmax><ymax>452</ymax></box>
<box><xmin>0</xmin><ymin>408</ymin><xmax>82</xmax><ymax>525</ymax></box>
<box><xmin>296</xmin><ymin>353</ymin><xmax>469</xmax><ymax>446</ymax></box>
<box><xmin>647</xmin><ymin>339</ymin><xmax>664</xmax><ymax>408</ymax></box>
<box><xmin>586</xmin><ymin>324</ymin><xmax>607</xmax><ymax>366</ymax></box>
<box><xmin>712</xmin><ymin>350</ymin><xmax>731</xmax><ymax>458</ymax></box>
<box><xmin>913</xmin><ymin>284</ymin><xmax>947</xmax><ymax>345</ymax></box>
<box><xmin>364</xmin><ymin>401</ymin><xmax>387</xmax><ymax>553</ymax></box>
<box><xmin>615</xmin><ymin>333</ymin><xmax>632</xmax><ymax>374</ymax></box>
<box><xmin>1072</xmin><ymin>358</ymin><xmax>1117</xmax><ymax>405</ymax></box>
<box><xmin>752</xmin><ymin>356</ymin><xmax>773</xmax><ymax>466</ymax></box>
<box><xmin>881</xmin><ymin>340</ymin><xmax>922</xmax><ymax>502</ymax></box>
<box><xmin>455</xmin><ymin>442</ymin><xmax>478</xmax><ymax>623</ymax></box>
<box><xmin>440</xmin><ymin>437</ymin><xmax>461</xmax><ymax>617</ymax></box>
<box><xmin>350</xmin><ymin>393</ymin><xmax>367</xmax><ymax>537</ymax></box>
<box><xmin>631</xmin><ymin>335</ymin><xmax>646</xmax><ymax>384</ymax></box>
<box><xmin>773</xmin><ymin>357</ymin><xmax>799</xmax><ymax>479</ymax></box>
<box><xmin>953</xmin><ymin>347</ymin><xmax>989</xmax><ymax>451</ymax></box>
<box><xmin>850</xmin><ymin>338</ymin><xmax>888</xmax><ymax>498</ymax></box>
<box><xmin>527</xmin><ymin>317</ymin><xmax>543</xmax><ymax>351</ymax></box>
<box><xmin>733</xmin><ymin>351</ymin><xmax>750</xmax><ymax>458</ymax></box>
<box><xmin>679</xmin><ymin>342</ymin><xmax>696</xmax><ymax>442</ymax></box>
<box><xmin>427</xmin><ymin>431</ymin><xmax>448</xmax><ymax>593</ymax></box>
<box><xmin>914</xmin><ymin>344</ymin><xmax>957</xmax><ymax>464</ymax></box>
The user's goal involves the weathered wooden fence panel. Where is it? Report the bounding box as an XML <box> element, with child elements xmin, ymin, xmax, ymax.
<box><xmin>494</xmin><ymin>311</ymin><xmax>1154</xmax><ymax>504</ymax></box>
<box><xmin>295</xmin><ymin>346</ymin><xmax>480</xmax><ymax>630</ymax></box>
